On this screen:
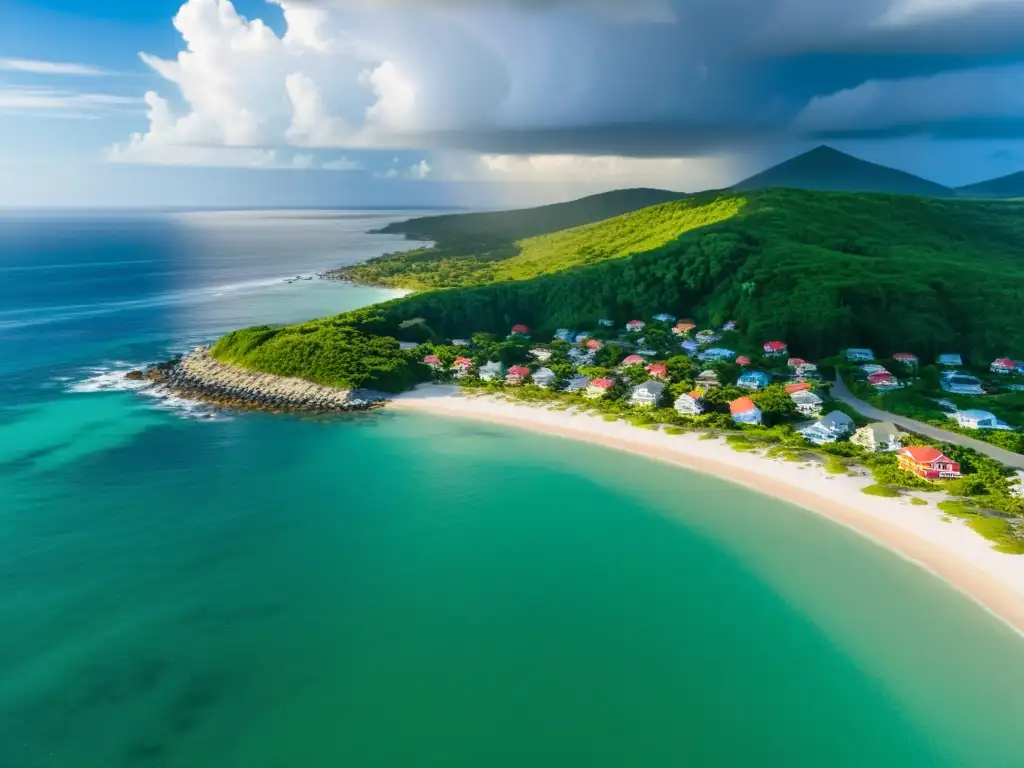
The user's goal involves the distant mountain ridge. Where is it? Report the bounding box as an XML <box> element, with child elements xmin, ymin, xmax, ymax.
<box><xmin>956</xmin><ymin>170</ymin><xmax>1024</xmax><ymax>199</ymax></box>
<box><xmin>732</xmin><ymin>146</ymin><xmax>954</xmax><ymax>197</ymax></box>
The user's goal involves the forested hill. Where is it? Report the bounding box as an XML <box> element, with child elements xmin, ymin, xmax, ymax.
<box><xmin>957</xmin><ymin>171</ymin><xmax>1024</xmax><ymax>199</ymax></box>
<box><xmin>733</xmin><ymin>146</ymin><xmax>953</xmax><ymax>197</ymax></box>
<box><xmin>375</xmin><ymin>187</ymin><xmax>686</xmax><ymax>244</ymax></box>
<box><xmin>215</xmin><ymin>189</ymin><xmax>1024</xmax><ymax>389</ymax></box>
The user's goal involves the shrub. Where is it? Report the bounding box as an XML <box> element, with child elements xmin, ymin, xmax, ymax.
<box><xmin>862</xmin><ymin>484</ymin><xmax>901</xmax><ymax>498</ymax></box>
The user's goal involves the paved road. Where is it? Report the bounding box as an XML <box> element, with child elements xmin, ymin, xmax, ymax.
<box><xmin>831</xmin><ymin>375</ymin><xmax>1024</xmax><ymax>470</ymax></box>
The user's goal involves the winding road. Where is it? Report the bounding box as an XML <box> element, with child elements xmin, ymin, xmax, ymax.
<box><xmin>831</xmin><ymin>375</ymin><xmax>1024</xmax><ymax>470</ymax></box>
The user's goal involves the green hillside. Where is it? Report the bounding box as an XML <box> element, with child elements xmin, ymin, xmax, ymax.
<box><xmin>215</xmin><ymin>189</ymin><xmax>1024</xmax><ymax>390</ymax></box>
<box><xmin>733</xmin><ymin>146</ymin><xmax>952</xmax><ymax>198</ymax></box>
<box><xmin>956</xmin><ymin>170</ymin><xmax>1024</xmax><ymax>199</ymax></box>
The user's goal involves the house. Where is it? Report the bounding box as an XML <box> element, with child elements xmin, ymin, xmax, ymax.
<box><xmin>532</xmin><ymin>367</ymin><xmax>557</xmax><ymax>388</ymax></box>
<box><xmin>846</xmin><ymin>348</ymin><xmax>875</xmax><ymax>362</ymax></box>
<box><xmin>587</xmin><ymin>378</ymin><xmax>616</xmax><ymax>398</ymax></box>
<box><xmin>737</xmin><ymin>370</ymin><xmax>771</xmax><ymax>391</ymax></box>
<box><xmin>850</xmin><ymin>422</ymin><xmax>901</xmax><ymax>452</ymax></box>
<box><xmin>621</xmin><ymin>354</ymin><xmax>646</xmax><ymax>367</ymax></box>
<box><xmin>554</xmin><ymin>328</ymin><xmax>575</xmax><ymax>343</ymax></box>
<box><xmin>479</xmin><ymin>361</ymin><xmax>505</xmax><ymax>381</ymax></box>
<box><xmin>736</xmin><ymin>355</ymin><xmax>752</xmax><ymax>366</ymax></box>
<box><xmin>799</xmin><ymin>411</ymin><xmax>855</xmax><ymax>445</ymax></box>
<box><xmin>529</xmin><ymin>348</ymin><xmax>553</xmax><ymax>362</ymax></box>
<box><xmin>646</xmin><ymin>363</ymin><xmax>668</xmax><ymax>379</ymax></box>
<box><xmin>730</xmin><ymin>397</ymin><xmax>762</xmax><ymax>425</ymax></box>
<box><xmin>423</xmin><ymin>354</ymin><xmax>442</xmax><ymax>370</ymax></box>
<box><xmin>940</xmin><ymin>371</ymin><xmax>985</xmax><ymax>396</ymax></box>
<box><xmin>795</xmin><ymin>363</ymin><xmax>820</xmax><ymax>380</ymax></box>
<box><xmin>938</xmin><ymin>354</ymin><xmax>963</xmax><ymax>367</ymax></box>
<box><xmin>637</xmin><ymin>348</ymin><xmax>657</xmax><ymax>357</ymax></box>
<box><xmin>653</xmin><ymin>313</ymin><xmax>677</xmax><ymax>323</ymax></box>
<box><xmin>626</xmin><ymin>320</ymin><xmax>646</xmax><ymax>332</ymax></box>
<box><xmin>672</xmin><ymin>321</ymin><xmax>696</xmax><ymax>336</ymax></box>
<box><xmin>892</xmin><ymin>353</ymin><xmax>918</xmax><ymax>367</ymax></box>
<box><xmin>630</xmin><ymin>380</ymin><xmax>666</xmax><ymax>407</ymax></box>
<box><xmin>506</xmin><ymin>365</ymin><xmax>531</xmax><ymax>385</ymax></box>
<box><xmin>674</xmin><ymin>390</ymin><xmax>705</xmax><ymax>416</ymax></box>
<box><xmin>860</xmin><ymin>363</ymin><xmax>888</xmax><ymax>375</ymax></box>
<box><xmin>763</xmin><ymin>340</ymin><xmax>787</xmax><ymax>357</ymax></box>
<box><xmin>790</xmin><ymin>390</ymin><xmax>824</xmax><ymax>417</ymax></box>
<box><xmin>950</xmin><ymin>409</ymin><xmax>1013</xmax><ymax>430</ymax></box>
<box><xmin>898</xmin><ymin>446</ymin><xmax>961</xmax><ymax>480</ymax></box>
<box><xmin>991</xmin><ymin>358</ymin><xmax>1017</xmax><ymax>375</ymax></box>
<box><xmin>699</xmin><ymin>347</ymin><xmax>736</xmax><ymax>362</ymax></box>
<box><xmin>510</xmin><ymin>324</ymin><xmax>531</xmax><ymax>337</ymax></box>
<box><xmin>452</xmin><ymin>339</ymin><xmax>470</xmax><ymax>347</ymax></box>
<box><xmin>723</xmin><ymin>320</ymin><xmax>737</xmax><ymax>331</ymax></box>
<box><xmin>867</xmin><ymin>371</ymin><xmax>900</xmax><ymax>390</ymax></box>
<box><xmin>574</xmin><ymin>332</ymin><xmax>591</xmax><ymax>344</ymax></box>
<box><xmin>696</xmin><ymin>329</ymin><xmax>720</xmax><ymax>345</ymax></box>
<box><xmin>562</xmin><ymin>374</ymin><xmax>590</xmax><ymax>392</ymax></box>
<box><xmin>697</xmin><ymin>370</ymin><xmax>721</xmax><ymax>389</ymax></box>
<box><xmin>452</xmin><ymin>357</ymin><xmax>474</xmax><ymax>378</ymax></box>
<box><xmin>399</xmin><ymin>342</ymin><xmax>419</xmax><ymax>350</ymax></box>
<box><xmin>568</xmin><ymin>348</ymin><xmax>595</xmax><ymax>366</ymax></box>
<box><xmin>586</xmin><ymin>339</ymin><xmax>604</xmax><ymax>351</ymax></box>
<box><xmin>598</xmin><ymin>318</ymin><xmax>615</xmax><ymax>328</ymax></box>
<box><xmin>681</xmin><ymin>340</ymin><xmax>700</xmax><ymax>355</ymax></box>
<box><xmin>787</xmin><ymin>357</ymin><xmax>807</xmax><ymax>369</ymax></box>
<box><xmin>785</xmin><ymin>382</ymin><xmax>812</xmax><ymax>394</ymax></box>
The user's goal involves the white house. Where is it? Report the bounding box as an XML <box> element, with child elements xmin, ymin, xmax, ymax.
<box><xmin>529</xmin><ymin>348</ymin><xmax>553</xmax><ymax>362</ymax></box>
<box><xmin>568</xmin><ymin>348</ymin><xmax>595</xmax><ymax>366</ymax></box>
<box><xmin>653</xmin><ymin>313</ymin><xmax>677</xmax><ymax>323</ymax></box>
<box><xmin>799</xmin><ymin>411</ymin><xmax>855</xmax><ymax>445</ymax></box>
<box><xmin>399</xmin><ymin>342</ymin><xmax>419</xmax><ymax>350</ymax></box>
<box><xmin>938</xmin><ymin>354</ymin><xmax>963</xmax><ymax>367</ymax></box>
<box><xmin>562</xmin><ymin>374</ymin><xmax>590</xmax><ymax>392</ymax></box>
<box><xmin>789</xmin><ymin>390</ymin><xmax>824</xmax><ymax>417</ymax></box>
<box><xmin>626</xmin><ymin>320</ymin><xmax>646</xmax><ymax>333</ymax></box>
<box><xmin>698</xmin><ymin>347</ymin><xmax>736</xmax><ymax>362</ymax></box>
<box><xmin>637</xmin><ymin>348</ymin><xmax>657</xmax><ymax>357</ymax></box>
<box><xmin>478</xmin><ymin>361</ymin><xmax>505</xmax><ymax>381</ymax></box>
<box><xmin>697</xmin><ymin>370</ymin><xmax>721</xmax><ymax>389</ymax></box>
<box><xmin>630</xmin><ymin>380</ymin><xmax>666</xmax><ymax>407</ymax></box>
<box><xmin>451</xmin><ymin>339</ymin><xmax>470</xmax><ymax>347</ymax></box>
<box><xmin>532</xmin><ymin>367</ymin><xmax>557</xmax><ymax>388</ymax></box>
<box><xmin>674</xmin><ymin>390</ymin><xmax>705</xmax><ymax>416</ymax></box>
<box><xmin>860</xmin><ymin>363</ymin><xmax>887</xmax><ymax>375</ymax></box>
<box><xmin>950</xmin><ymin>409</ymin><xmax>1013</xmax><ymax>430</ymax></box>
<box><xmin>846</xmin><ymin>348</ymin><xmax>875</xmax><ymax>362</ymax></box>
<box><xmin>795</xmin><ymin>363</ymin><xmax>820</xmax><ymax>380</ymax></box>
<box><xmin>851</xmin><ymin>422</ymin><xmax>902</xmax><ymax>452</ymax></box>
<box><xmin>940</xmin><ymin>371</ymin><xmax>985</xmax><ymax>396</ymax></box>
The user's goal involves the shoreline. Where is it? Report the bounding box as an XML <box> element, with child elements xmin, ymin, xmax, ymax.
<box><xmin>391</xmin><ymin>384</ymin><xmax>1024</xmax><ymax>636</ymax></box>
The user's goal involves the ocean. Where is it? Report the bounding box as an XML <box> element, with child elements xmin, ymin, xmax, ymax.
<box><xmin>2</xmin><ymin>211</ymin><xmax>1024</xmax><ymax>768</ymax></box>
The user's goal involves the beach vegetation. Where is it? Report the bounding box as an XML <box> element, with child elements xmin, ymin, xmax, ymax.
<box><xmin>862</xmin><ymin>484</ymin><xmax>901</xmax><ymax>498</ymax></box>
<box><xmin>910</xmin><ymin>497</ymin><xmax>929</xmax><ymax>506</ymax></box>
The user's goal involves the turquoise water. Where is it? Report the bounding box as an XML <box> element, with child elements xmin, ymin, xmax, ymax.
<box><xmin>3</xmin><ymin>213</ymin><xmax>1024</xmax><ymax>767</ymax></box>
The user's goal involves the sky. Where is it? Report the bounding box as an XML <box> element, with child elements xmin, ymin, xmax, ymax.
<box><xmin>3</xmin><ymin>0</ymin><xmax>1024</xmax><ymax>208</ymax></box>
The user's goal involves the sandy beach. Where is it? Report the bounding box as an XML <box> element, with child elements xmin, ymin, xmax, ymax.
<box><xmin>392</xmin><ymin>384</ymin><xmax>1024</xmax><ymax>635</ymax></box>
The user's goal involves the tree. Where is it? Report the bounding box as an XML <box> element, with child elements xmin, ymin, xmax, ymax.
<box><xmin>752</xmin><ymin>385</ymin><xmax>797</xmax><ymax>426</ymax></box>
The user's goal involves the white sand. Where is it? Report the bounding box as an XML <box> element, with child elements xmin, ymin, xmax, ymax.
<box><xmin>392</xmin><ymin>385</ymin><xmax>1024</xmax><ymax>634</ymax></box>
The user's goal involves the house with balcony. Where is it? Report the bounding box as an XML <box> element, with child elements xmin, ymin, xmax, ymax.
<box><xmin>630</xmin><ymin>380</ymin><xmax>666</xmax><ymax>407</ymax></box>
<box><xmin>674</xmin><ymin>390</ymin><xmax>705</xmax><ymax>416</ymax></box>
<box><xmin>532</xmin><ymin>367</ymin><xmax>556</xmax><ymax>388</ymax></box>
<box><xmin>763</xmin><ymin>340</ymin><xmax>788</xmax><ymax>357</ymax></box>
<box><xmin>846</xmin><ymin>348</ymin><xmax>875</xmax><ymax>362</ymax></box>
<box><xmin>730</xmin><ymin>397</ymin><xmax>762</xmax><ymax>425</ymax></box>
<box><xmin>799</xmin><ymin>411</ymin><xmax>855</xmax><ymax>445</ymax></box>
<box><xmin>898</xmin><ymin>446</ymin><xmax>961</xmax><ymax>480</ymax></box>
<box><xmin>737</xmin><ymin>370</ymin><xmax>771</xmax><ymax>391</ymax></box>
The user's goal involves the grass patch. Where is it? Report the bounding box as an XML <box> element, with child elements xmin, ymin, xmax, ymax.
<box><xmin>862</xmin><ymin>484</ymin><xmax>901</xmax><ymax>498</ymax></box>
<box><xmin>726</xmin><ymin>434</ymin><xmax>756</xmax><ymax>452</ymax></box>
<box><xmin>824</xmin><ymin>456</ymin><xmax>849</xmax><ymax>475</ymax></box>
<box><xmin>698</xmin><ymin>433</ymin><xmax>719</xmax><ymax>441</ymax></box>
<box><xmin>664</xmin><ymin>426</ymin><xmax>685</xmax><ymax>435</ymax></box>
<box><xmin>937</xmin><ymin>500</ymin><xmax>976</xmax><ymax>519</ymax></box>
<box><xmin>602</xmin><ymin>414</ymin><xmax>618</xmax><ymax>422</ymax></box>
<box><xmin>909</xmin><ymin>497</ymin><xmax>929</xmax><ymax>506</ymax></box>
<box><xmin>967</xmin><ymin>517</ymin><xmax>1024</xmax><ymax>554</ymax></box>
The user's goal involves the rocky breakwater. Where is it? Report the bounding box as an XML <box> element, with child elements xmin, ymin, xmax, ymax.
<box><xmin>139</xmin><ymin>348</ymin><xmax>387</xmax><ymax>413</ymax></box>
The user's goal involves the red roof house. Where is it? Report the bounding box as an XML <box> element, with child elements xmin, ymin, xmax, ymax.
<box><xmin>673</xmin><ymin>321</ymin><xmax>697</xmax><ymax>336</ymax></box>
<box><xmin>626</xmin><ymin>320</ymin><xmax>646</xmax><ymax>331</ymax></box>
<box><xmin>868</xmin><ymin>371</ymin><xmax>898</xmax><ymax>388</ymax></box>
<box><xmin>898</xmin><ymin>446</ymin><xmax>961</xmax><ymax>480</ymax></box>
<box><xmin>736</xmin><ymin>355</ymin><xmax>751</xmax><ymax>366</ymax></box>
<box><xmin>764</xmin><ymin>340</ymin><xmax>788</xmax><ymax>356</ymax></box>
<box><xmin>505</xmin><ymin>365</ymin><xmax>531</xmax><ymax>385</ymax></box>
<box><xmin>892</xmin><ymin>353</ymin><xmax>918</xmax><ymax>365</ymax></box>
<box><xmin>452</xmin><ymin>357</ymin><xmax>473</xmax><ymax>368</ymax></box>
<box><xmin>510</xmin><ymin>324</ymin><xmax>531</xmax><ymax>335</ymax></box>
<box><xmin>785</xmin><ymin>382</ymin><xmax>812</xmax><ymax>394</ymax></box>
<box><xmin>991</xmin><ymin>358</ymin><xmax>1017</xmax><ymax>374</ymax></box>
<box><xmin>786</xmin><ymin>357</ymin><xmax>807</xmax><ymax>368</ymax></box>
<box><xmin>622</xmin><ymin>354</ymin><xmax>646</xmax><ymax>366</ymax></box>
<box><xmin>423</xmin><ymin>355</ymin><xmax>442</xmax><ymax>367</ymax></box>
<box><xmin>586</xmin><ymin>339</ymin><xmax>604</xmax><ymax>350</ymax></box>
<box><xmin>646</xmin><ymin>363</ymin><xmax>668</xmax><ymax>379</ymax></box>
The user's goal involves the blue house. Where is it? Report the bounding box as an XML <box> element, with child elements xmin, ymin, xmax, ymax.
<box><xmin>737</xmin><ymin>370</ymin><xmax>771</xmax><ymax>391</ymax></box>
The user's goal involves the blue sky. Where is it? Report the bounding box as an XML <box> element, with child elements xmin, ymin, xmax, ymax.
<box><xmin>4</xmin><ymin>0</ymin><xmax>1024</xmax><ymax>207</ymax></box>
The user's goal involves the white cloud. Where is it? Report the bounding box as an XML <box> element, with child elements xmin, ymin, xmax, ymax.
<box><xmin>473</xmin><ymin>153</ymin><xmax>733</xmax><ymax>189</ymax></box>
<box><xmin>291</xmin><ymin>153</ymin><xmax>315</xmax><ymax>168</ymax></box>
<box><xmin>0</xmin><ymin>87</ymin><xmax>139</xmax><ymax>113</ymax></box>
<box><xmin>409</xmin><ymin>159</ymin><xmax>432</xmax><ymax>178</ymax></box>
<box><xmin>0</xmin><ymin>58</ymin><xmax>110</xmax><ymax>76</ymax></box>
<box><xmin>322</xmin><ymin>155</ymin><xmax>364</xmax><ymax>170</ymax></box>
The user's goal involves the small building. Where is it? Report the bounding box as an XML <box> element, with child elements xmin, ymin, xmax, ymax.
<box><xmin>950</xmin><ymin>409</ymin><xmax>1013</xmax><ymax>431</ymax></box>
<box><xmin>506</xmin><ymin>365</ymin><xmax>531</xmax><ymax>385</ymax></box>
<box><xmin>790</xmin><ymin>390</ymin><xmax>824</xmax><ymax>417</ymax></box>
<box><xmin>785</xmin><ymin>382</ymin><xmax>812</xmax><ymax>394</ymax></box>
<box><xmin>621</xmin><ymin>354</ymin><xmax>646</xmax><ymax>367</ymax></box>
<box><xmin>674</xmin><ymin>390</ymin><xmax>705</xmax><ymax>416</ymax></box>
<box><xmin>672</xmin><ymin>321</ymin><xmax>696</xmax><ymax>336</ymax></box>
<box><xmin>867</xmin><ymin>371</ymin><xmax>899</xmax><ymax>390</ymax></box>
<box><xmin>892</xmin><ymin>352</ymin><xmax>918</xmax><ymax>367</ymax></box>
<box><xmin>587</xmin><ymin>378</ymin><xmax>616</xmax><ymax>398</ymax></box>
<box><xmin>598</xmin><ymin>318</ymin><xmax>615</xmax><ymax>328</ymax></box>
<box><xmin>787</xmin><ymin>357</ymin><xmax>807</xmax><ymax>369</ymax></box>
<box><xmin>630</xmin><ymin>380</ymin><xmax>666</xmax><ymax>407</ymax></box>
<box><xmin>568</xmin><ymin>348</ymin><xmax>596</xmax><ymax>367</ymax></box>
<box><xmin>898</xmin><ymin>446</ymin><xmax>961</xmax><ymax>480</ymax></box>
<box><xmin>423</xmin><ymin>354</ymin><xmax>442</xmax><ymax>370</ymax></box>
<box><xmin>698</xmin><ymin>347</ymin><xmax>736</xmax><ymax>363</ymax></box>
<box><xmin>451</xmin><ymin>339</ymin><xmax>470</xmax><ymax>347</ymax></box>
<box><xmin>763</xmin><ymin>340</ymin><xmax>787</xmax><ymax>357</ymax></box>
<box><xmin>510</xmin><ymin>324</ymin><xmax>531</xmax><ymax>337</ymax></box>
<box><xmin>529</xmin><ymin>348</ymin><xmax>553</xmax><ymax>362</ymax></box>
<box><xmin>399</xmin><ymin>342</ymin><xmax>419</xmax><ymax>350</ymax></box>
<box><xmin>479</xmin><ymin>361</ymin><xmax>505</xmax><ymax>382</ymax></box>
<box><xmin>562</xmin><ymin>374</ymin><xmax>590</xmax><ymax>392</ymax></box>
<box><xmin>637</xmin><ymin>348</ymin><xmax>657</xmax><ymax>357</ymax></box>
<box><xmin>586</xmin><ymin>339</ymin><xmax>604</xmax><ymax>351</ymax></box>
<box><xmin>532</xmin><ymin>367</ymin><xmax>557</xmax><ymax>388</ymax></box>
<box><xmin>846</xmin><ymin>348</ymin><xmax>875</xmax><ymax>362</ymax></box>
<box><xmin>851</xmin><ymin>422</ymin><xmax>902</xmax><ymax>453</ymax></box>
<box><xmin>940</xmin><ymin>371</ymin><xmax>985</xmax><ymax>396</ymax></box>
<box><xmin>938</xmin><ymin>354</ymin><xmax>963</xmax><ymax>367</ymax></box>
<box><xmin>452</xmin><ymin>357</ymin><xmax>474</xmax><ymax>378</ymax></box>
<box><xmin>795</xmin><ymin>363</ymin><xmax>820</xmax><ymax>380</ymax></box>
<box><xmin>626</xmin><ymin>320</ymin><xmax>646</xmax><ymax>332</ymax></box>
<box><xmin>730</xmin><ymin>397</ymin><xmax>762</xmax><ymax>425</ymax></box>
<box><xmin>737</xmin><ymin>370</ymin><xmax>771</xmax><ymax>391</ymax></box>
<box><xmin>681</xmin><ymin>340</ymin><xmax>700</xmax><ymax>355</ymax></box>
<box><xmin>697</xmin><ymin>370</ymin><xmax>721</xmax><ymax>389</ymax></box>
<box><xmin>860</xmin><ymin>363</ymin><xmax>888</xmax><ymax>375</ymax></box>
<box><xmin>653</xmin><ymin>313</ymin><xmax>677</xmax><ymax>323</ymax></box>
<box><xmin>991</xmin><ymin>358</ymin><xmax>1017</xmax><ymax>375</ymax></box>
<box><xmin>695</xmin><ymin>329</ymin><xmax>720</xmax><ymax>345</ymax></box>
<box><xmin>800</xmin><ymin>411</ymin><xmax>855</xmax><ymax>445</ymax></box>
<box><xmin>736</xmin><ymin>355</ymin><xmax>752</xmax><ymax>366</ymax></box>
<box><xmin>554</xmin><ymin>328</ymin><xmax>575</xmax><ymax>343</ymax></box>
<box><xmin>646</xmin><ymin>363</ymin><xmax>668</xmax><ymax>379</ymax></box>
<box><xmin>723</xmin><ymin>320</ymin><xmax>737</xmax><ymax>331</ymax></box>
